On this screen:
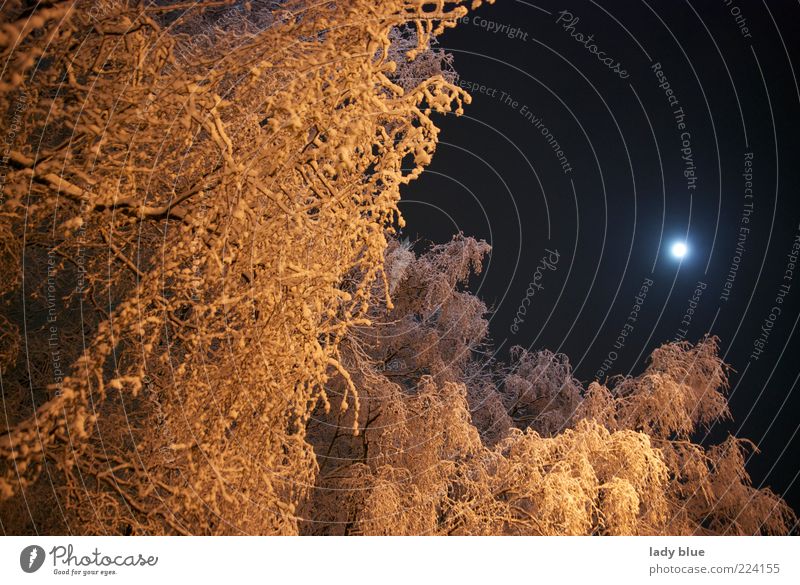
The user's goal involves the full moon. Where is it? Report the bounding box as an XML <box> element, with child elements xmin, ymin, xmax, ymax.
<box><xmin>671</xmin><ymin>241</ymin><xmax>688</xmax><ymax>258</ymax></box>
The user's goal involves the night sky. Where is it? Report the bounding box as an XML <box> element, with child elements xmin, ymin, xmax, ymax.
<box><xmin>399</xmin><ymin>0</ymin><xmax>800</xmax><ymax>512</ymax></box>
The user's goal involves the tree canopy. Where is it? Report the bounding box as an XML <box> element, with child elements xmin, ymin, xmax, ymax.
<box><xmin>0</xmin><ymin>0</ymin><xmax>794</xmax><ymax>535</ymax></box>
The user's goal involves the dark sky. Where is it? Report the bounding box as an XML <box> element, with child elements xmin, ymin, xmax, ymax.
<box><xmin>399</xmin><ymin>0</ymin><xmax>800</xmax><ymax>512</ymax></box>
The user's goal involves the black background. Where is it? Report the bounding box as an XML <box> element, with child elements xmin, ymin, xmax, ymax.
<box><xmin>400</xmin><ymin>0</ymin><xmax>800</xmax><ymax>514</ymax></box>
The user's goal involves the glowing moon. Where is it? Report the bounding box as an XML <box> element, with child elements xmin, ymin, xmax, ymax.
<box><xmin>671</xmin><ymin>241</ymin><xmax>688</xmax><ymax>258</ymax></box>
